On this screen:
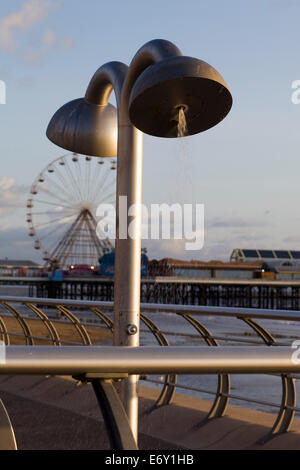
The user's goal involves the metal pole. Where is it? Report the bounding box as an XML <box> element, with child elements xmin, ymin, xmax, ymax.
<box><xmin>113</xmin><ymin>117</ymin><xmax>143</xmax><ymax>443</ymax></box>
<box><xmin>1</xmin><ymin>346</ymin><xmax>300</xmax><ymax>375</ymax></box>
<box><xmin>113</xmin><ymin>39</ymin><xmax>183</xmax><ymax>443</ymax></box>
<box><xmin>79</xmin><ymin>60</ymin><xmax>142</xmax><ymax>441</ymax></box>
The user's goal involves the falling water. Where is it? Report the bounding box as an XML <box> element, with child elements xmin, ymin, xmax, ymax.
<box><xmin>177</xmin><ymin>107</ymin><xmax>188</xmax><ymax>137</ymax></box>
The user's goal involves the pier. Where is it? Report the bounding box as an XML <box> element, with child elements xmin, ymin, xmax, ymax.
<box><xmin>3</xmin><ymin>277</ymin><xmax>300</xmax><ymax>310</ymax></box>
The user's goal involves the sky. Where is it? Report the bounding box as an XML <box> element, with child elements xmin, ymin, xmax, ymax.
<box><xmin>0</xmin><ymin>0</ymin><xmax>300</xmax><ymax>263</ymax></box>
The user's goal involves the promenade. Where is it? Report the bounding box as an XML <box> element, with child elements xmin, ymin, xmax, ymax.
<box><xmin>1</xmin><ymin>307</ymin><xmax>300</xmax><ymax>449</ymax></box>
<box><xmin>1</xmin><ymin>375</ymin><xmax>300</xmax><ymax>450</ymax></box>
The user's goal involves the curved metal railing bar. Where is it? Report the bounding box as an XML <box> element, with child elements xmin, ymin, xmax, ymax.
<box><xmin>24</xmin><ymin>303</ymin><xmax>61</xmax><ymax>346</ymax></box>
<box><xmin>0</xmin><ymin>301</ymin><xmax>34</xmax><ymax>346</ymax></box>
<box><xmin>176</xmin><ymin>312</ymin><xmax>230</xmax><ymax>424</ymax></box>
<box><xmin>88</xmin><ymin>306</ymin><xmax>114</xmax><ymax>332</ymax></box>
<box><xmin>238</xmin><ymin>317</ymin><xmax>276</xmax><ymax>346</ymax></box>
<box><xmin>258</xmin><ymin>374</ymin><xmax>296</xmax><ymax>444</ymax></box>
<box><xmin>237</xmin><ymin>315</ymin><xmax>296</xmax><ymax>443</ymax></box>
<box><xmin>55</xmin><ymin>305</ymin><xmax>92</xmax><ymax>346</ymax></box>
<box><xmin>140</xmin><ymin>313</ymin><xmax>177</xmax><ymax>408</ymax></box>
<box><xmin>0</xmin><ymin>316</ymin><xmax>10</xmax><ymax>345</ymax></box>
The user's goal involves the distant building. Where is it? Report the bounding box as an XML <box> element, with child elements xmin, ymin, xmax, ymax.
<box><xmin>0</xmin><ymin>259</ymin><xmax>43</xmax><ymax>277</ymax></box>
<box><xmin>148</xmin><ymin>258</ymin><xmax>264</xmax><ymax>280</ymax></box>
<box><xmin>230</xmin><ymin>248</ymin><xmax>300</xmax><ymax>264</ymax></box>
<box><xmin>230</xmin><ymin>249</ymin><xmax>300</xmax><ymax>280</ymax></box>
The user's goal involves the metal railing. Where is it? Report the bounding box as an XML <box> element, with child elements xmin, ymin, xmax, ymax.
<box><xmin>0</xmin><ymin>295</ymin><xmax>300</xmax><ymax>448</ymax></box>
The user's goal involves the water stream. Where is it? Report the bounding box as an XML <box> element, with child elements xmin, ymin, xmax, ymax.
<box><xmin>177</xmin><ymin>107</ymin><xmax>188</xmax><ymax>137</ymax></box>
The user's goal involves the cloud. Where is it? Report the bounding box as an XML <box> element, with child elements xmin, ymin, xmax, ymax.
<box><xmin>142</xmin><ymin>219</ymin><xmax>278</xmax><ymax>262</ymax></box>
<box><xmin>207</xmin><ymin>216</ymin><xmax>266</xmax><ymax>229</ymax></box>
<box><xmin>0</xmin><ymin>0</ymin><xmax>53</xmax><ymax>52</ymax></box>
<box><xmin>0</xmin><ymin>0</ymin><xmax>74</xmax><ymax>64</ymax></box>
<box><xmin>144</xmin><ymin>239</ymin><xmax>190</xmax><ymax>261</ymax></box>
<box><xmin>282</xmin><ymin>235</ymin><xmax>300</xmax><ymax>244</ymax></box>
<box><xmin>0</xmin><ymin>177</ymin><xmax>26</xmax><ymax>217</ymax></box>
<box><xmin>0</xmin><ymin>225</ymin><xmax>40</xmax><ymax>261</ymax></box>
<box><xmin>24</xmin><ymin>28</ymin><xmax>74</xmax><ymax>65</ymax></box>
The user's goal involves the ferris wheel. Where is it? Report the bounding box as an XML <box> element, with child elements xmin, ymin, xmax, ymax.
<box><xmin>26</xmin><ymin>153</ymin><xmax>116</xmax><ymax>269</ymax></box>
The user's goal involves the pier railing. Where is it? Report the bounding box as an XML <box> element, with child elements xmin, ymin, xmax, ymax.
<box><xmin>0</xmin><ymin>295</ymin><xmax>300</xmax><ymax>449</ymax></box>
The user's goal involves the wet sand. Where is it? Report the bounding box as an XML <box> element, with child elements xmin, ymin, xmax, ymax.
<box><xmin>0</xmin><ymin>315</ymin><xmax>112</xmax><ymax>345</ymax></box>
